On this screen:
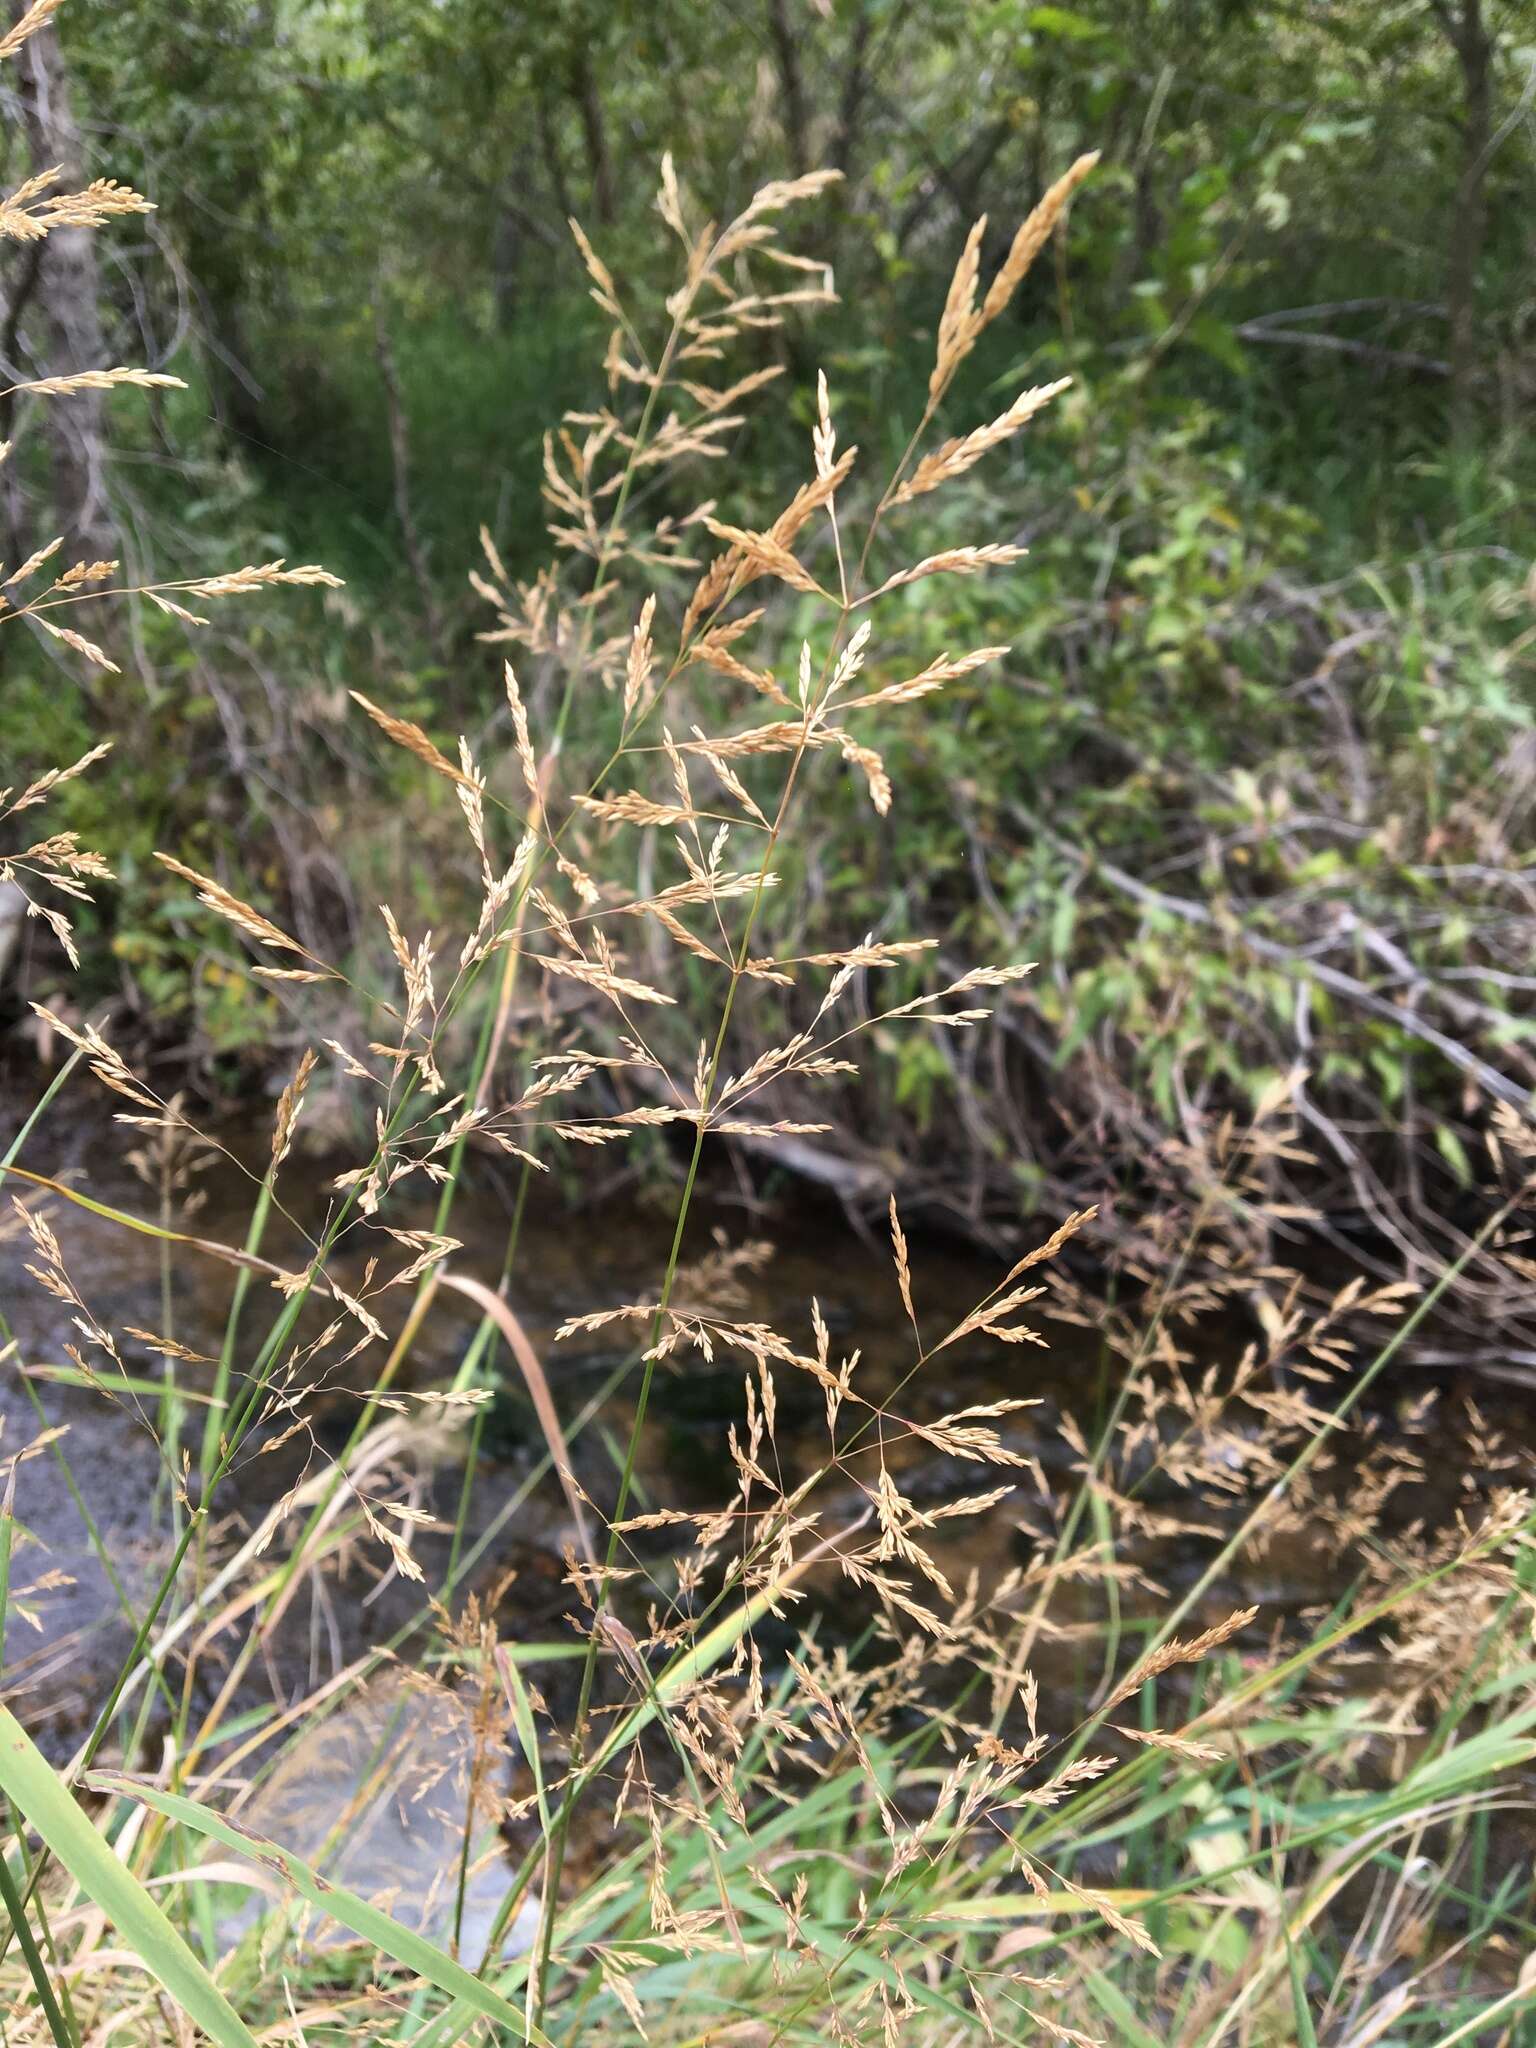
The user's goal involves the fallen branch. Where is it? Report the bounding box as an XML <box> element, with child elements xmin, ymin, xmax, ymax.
<box><xmin>1233</xmin><ymin>322</ymin><xmax>1450</xmax><ymax>377</ymax></box>
<box><xmin>1012</xmin><ymin>803</ymin><xmax>1533</xmax><ymax>1113</ymax></box>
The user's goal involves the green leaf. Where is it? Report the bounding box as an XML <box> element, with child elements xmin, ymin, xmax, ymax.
<box><xmin>1434</xmin><ymin>1123</ymin><xmax>1473</xmax><ymax>1189</ymax></box>
<box><xmin>0</xmin><ymin>1708</ymin><xmax>257</xmax><ymax>2048</ymax></box>
<box><xmin>1025</xmin><ymin>5</ymin><xmax>1105</xmax><ymax>38</ymax></box>
<box><xmin>1187</xmin><ymin>312</ymin><xmax>1249</xmax><ymax>375</ymax></box>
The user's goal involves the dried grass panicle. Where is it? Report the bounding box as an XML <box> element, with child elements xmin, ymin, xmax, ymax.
<box><xmin>925</xmin><ymin>151</ymin><xmax>1097</xmax><ymax>408</ymax></box>
<box><xmin>152</xmin><ymin>852</ymin><xmax>322</xmax><ymax>962</ymax></box>
<box><xmin>8</xmin><ymin>118</ymin><xmax>1524</xmax><ymax>2048</ymax></box>
<box><xmin>863</xmin><ymin>544</ymin><xmax>1026</xmax><ymax>599</ymax></box>
<box><xmin>34</xmin><ymin>617</ymin><xmax>118</xmax><ymax>670</ymax></box>
<box><xmin>892</xmin><ymin>377</ymin><xmax>1074</xmax><ymax>507</ymax></box>
<box><xmin>6</xmin><ymin>367</ymin><xmax>174</xmax><ymax>406</ymax></box>
<box><xmin>930</xmin><ymin>215</ymin><xmax>988</xmax><ymax>403</ymax></box>
<box><xmin>1105</xmin><ymin>1606</ymin><xmax>1260</xmax><ymax>1711</ymax></box>
<box><xmin>0</xmin><ymin>0</ymin><xmax>63</xmax><ymax>63</ymax></box>
<box><xmin>1</xmin><ymin>741</ymin><xmax>112</xmax><ymax>819</ymax></box>
<box><xmin>349</xmin><ymin>690</ymin><xmax>481</xmax><ymax>792</ymax></box>
<box><xmin>980</xmin><ymin>151</ymin><xmax>1101</xmax><ymax>325</ymax></box>
<box><xmin>4</xmin><ymin>536</ymin><xmax>64</xmax><ymax>588</ymax></box>
<box><xmin>0</xmin><ymin>177</ymin><xmax>153</xmax><ymax>243</ymax></box>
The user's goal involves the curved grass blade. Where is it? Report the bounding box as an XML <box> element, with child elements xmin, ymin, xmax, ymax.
<box><xmin>439</xmin><ymin>1271</ymin><xmax>594</xmax><ymax>1566</ymax></box>
<box><xmin>0</xmin><ymin>1708</ymin><xmax>258</xmax><ymax>2047</ymax></box>
<box><xmin>1</xmin><ymin>1166</ymin><xmax>286</xmax><ymax>1280</ymax></box>
<box><xmin>0</xmin><ymin>1046</ymin><xmax>85</xmax><ymax>1180</ymax></box>
<box><xmin>88</xmin><ymin>1774</ymin><xmax>555</xmax><ymax>2047</ymax></box>
<box><xmin>25</xmin><ymin>1363</ymin><xmax>226</xmax><ymax>1406</ymax></box>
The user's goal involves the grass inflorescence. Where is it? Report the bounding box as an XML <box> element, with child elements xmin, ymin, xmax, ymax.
<box><xmin>1</xmin><ymin>9</ymin><xmax>1534</xmax><ymax>2043</ymax></box>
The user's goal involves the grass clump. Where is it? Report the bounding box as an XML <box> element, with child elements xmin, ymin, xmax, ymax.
<box><xmin>1</xmin><ymin>9</ymin><xmax>1535</xmax><ymax>2044</ymax></box>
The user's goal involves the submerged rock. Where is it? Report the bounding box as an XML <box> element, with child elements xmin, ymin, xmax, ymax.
<box><xmin>215</xmin><ymin>1673</ymin><xmax>540</xmax><ymax>1968</ymax></box>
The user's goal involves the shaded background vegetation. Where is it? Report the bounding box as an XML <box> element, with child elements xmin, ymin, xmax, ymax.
<box><xmin>3</xmin><ymin>0</ymin><xmax>1534</xmax><ymax>1333</ymax></box>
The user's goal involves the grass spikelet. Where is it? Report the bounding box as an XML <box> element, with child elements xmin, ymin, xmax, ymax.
<box><xmin>891</xmin><ymin>377</ymin><xmax>1074</xmax><ymax>506</ymax></box>
<box><xmin>349</xmin><ymin>690</ymin><xmax>481</xmax><ymax>791</ymax></box>
<box><xmin>503</xmin><ymin>661</ymin><xmax>542</xmax><ymax>810</ymax></box>
<box><xmin>3</xmin><ymin>536</ymin><xmax>63</xmax><ymax>587</ymax></box>
<box><xmin>0</xmin><ymin>0</ymin><xmax>63</xmax><ymax>62</ymax></box>
<box><xmin>623</xmin><ymin>593</ymin><xmax>657</xmax><ymax>722</ymax></box>
<box><xmin>270</xmin><ymin>1048</ymin><xmax>317</xmax><ymax>1169</ymax></box>
<box><xmin>568</xmin><ymin>214</ymin><xmax>623</xmax><ymax>319</ymax></box>
<box><xmin>929</xmin><ymin>214</ymin><xmax>987</xmax><ymax>402</ymax></box>
<box><xmin>842</xmin><ymin>644</ymin><xmax>1011</xmax><ymax>710</ymax></box>
<box><xmin>33</xmin><ymin>619</ymin><xmax>119</xmax><ymax>671</ymax></box>
<box><xmin>5</xmin><ymin>367</ymin><xmax>183</xmax><ymax>397</ymax></box>
<box><xmin>979</xmin><ymin>149</ymin><xmax>1101</xmax><ymax>327</ymax></box>
<box><xmin>1112</xmin><ymin>1724</ymin><xmax>1227</xmax><ymax>1763</ymax></box>
<box><xmin>1104</xmin><ymin>1604</ymin><xmax>1260</xmax><ymax>1710</ymax></box>
<box><xmin>2</xmin><ymin>740</ymin><xmax>111</xmax><ymax>815</ymax></box>
<box><xmin>185</xmin><ymin>560</ymin><xmax>342</xmax><ymax>595</ymax></box>
<box><xmin>863</xmin><ymin>544</ymin><xmax>1026</xmax><ymax>599</ymax></box>
<box><xmin>1059</xmin><ymin>1876</ymin><xmax>1161</xmax><ymax>1957</ymax></box>
<box><xmin>153</xmin><ymin>852</ymin><xmax>322</xmax><ymax>961</ymax></box>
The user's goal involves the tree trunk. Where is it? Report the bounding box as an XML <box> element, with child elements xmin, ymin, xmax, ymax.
<box><xmin>767</xmin><ymin>0</ymin><xmax>811</xmax><ymax>177</ymax></box>
<box><xmin>372</xmin><ymin>300</ymin><xmax>444</xmax><ymax>657</ymax></box>
<box><xmin>492</xmin><ymin>194</ymin><xmax>522</xmax><ymax>329</ymax></box>
<box><xmin>7</xmin><ymin>3</ymin><xmax>119</xmax><ymax>566</ymax></box>
<box><xmin>570</xmin><ymin>46</ymin><xmax>614</xmax><ymax>224</ymax></box>
<box><xmin>832</xmin><ymin>0</ymin><xmax>874</xmax><ymax>178</ymax></box>
<box><xmin>536</xmin><ymin>90</ymin><xmax>575</xmax><ymax>224</ymax></box>
<box><xmin>1441</xmin><ymin>0</ymin><xmax>1494</xmax><ymax>441</ymax></box>
<box><xmin>0</xmin><ymin>238</ymin><xmax>44</xmax><ymax>563</ymax></box>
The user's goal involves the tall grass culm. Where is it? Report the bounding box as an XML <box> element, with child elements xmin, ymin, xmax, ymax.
<box><xmin>2</xmin><ymin>8</ymin><xmax>1536</xmax><ymax>2041</ymax></box>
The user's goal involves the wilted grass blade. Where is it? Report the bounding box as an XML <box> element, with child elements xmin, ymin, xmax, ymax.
<box><xmin>440</xmin><ymin>1271</ymin><xmax>594</xmax><ymax>1565</ymax></box>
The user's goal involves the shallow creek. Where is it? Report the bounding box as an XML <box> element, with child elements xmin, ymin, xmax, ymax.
<box><xmin>0</xmin><ymin>1084</ymin><xmax>1086</xmax><ymax>1727</ymax></box>
<box><xmin>0</xmin><ymin>1073</ymin><xmax>1528</xmax><ymax>1948</ymax></box>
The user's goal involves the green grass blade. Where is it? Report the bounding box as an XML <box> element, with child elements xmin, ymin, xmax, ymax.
<box><xmin>0</xmin><ymin>1463</ymin><xmax>15</xmax><ymax>1678</ymax></box>
<box><xmin>496</xmin><ymin>1648</ymin><xmax>550</xmax><ymax>1835</ymax></box>
<box><xmin>1078</xmin><ymin>1961</ymin><xmax>1166</xmax><ymax>2048</ymax></box>
<box><xmin>90</xmin><ymin>1774</ymin><xmax>555</xmax><ymax>2046</ymax></box>
<box><xmin>1283</xmin><ymin>1916</ymin><xmax>1320</xmax><ymax>2048</ymax></box>
<box><xmin>0</xmin><ymin>1709</ymin><xmax>257</xmax><ymax>2047</ymax></box>
<box><xmin>24</xmin><ymin>1363</ymin><xmax>226</xmax><ymax>1406</ymax></box>
<box><xmin>0</xmin><ymin>1048</ymin><xmax>84</xmax><ymax>1178</ymax></box>
<box><xmin>201</xmin><ymin>1173</ymin><xmax>273</xmax><ymax>1493</ymax></box>
<box><xmin>0</xmin><ymin>1840</ymin><xmax>74</xmax><ymax>2048</ymax></box>
<box><xmin>585</xmin><ymin>1549</ymin><xmax>824</xmax><ymax>1779</ymax></box>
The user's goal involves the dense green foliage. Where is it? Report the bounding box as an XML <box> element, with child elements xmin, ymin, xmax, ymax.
<box><xmin>4</xmin><ymin>0</ymin><xmax>1534</xmax><ymax>1286</ymax></box>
